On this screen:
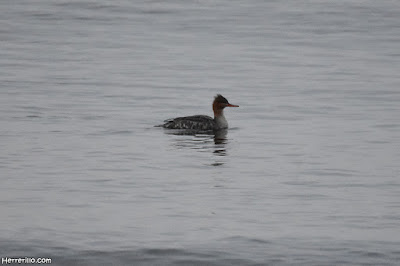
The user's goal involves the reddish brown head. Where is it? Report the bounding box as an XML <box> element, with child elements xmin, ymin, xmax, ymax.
<box><xmin>212</xmin><ymin>94</ymin><xmax>239</xmax><ymax>117</ymax></box>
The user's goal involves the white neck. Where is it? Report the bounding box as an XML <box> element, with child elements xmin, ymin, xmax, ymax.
<box><xmin>215</xmin><ymin>112</ymin><xmax>228</xmax><ymax>129</ymax></box>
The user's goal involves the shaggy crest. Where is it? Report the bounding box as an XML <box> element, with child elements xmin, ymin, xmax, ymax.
<box><xmin>214</xmin><ymin>94</ymin><xmax>229</xmax><ymax>104</ymax></box>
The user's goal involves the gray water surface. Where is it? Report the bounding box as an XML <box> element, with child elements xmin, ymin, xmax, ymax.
<box><xmin>1</xmin><ymin>0</ymin><xmax>400</xmax><ymax>265</ymax></box>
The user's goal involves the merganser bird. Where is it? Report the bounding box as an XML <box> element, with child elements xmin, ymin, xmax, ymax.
<box><xmin>160</xmin><ymin>94</ymin><xmax>239</xmax><ymax>131</ymax></box>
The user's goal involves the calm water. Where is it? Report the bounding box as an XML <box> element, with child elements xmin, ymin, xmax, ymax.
<box><xmin>1</xmin><ymin>0</ymin><xmax>400</xmax><ymax>265</ymax></box>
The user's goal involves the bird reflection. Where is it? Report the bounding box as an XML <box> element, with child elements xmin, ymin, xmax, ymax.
<box><xmin>212</xmin><ymin>129</ymin><xmax>227</xmax><ymax>157</ymax></box>
<box><xmin>214</xmin><ymin>129</ymin><xmax>227</xmax><ymax>145</ymax></box>
<box><xmin>164</xmin><ymin>129</ymin><xmax>229</xmax><ymax>165</ymax></box>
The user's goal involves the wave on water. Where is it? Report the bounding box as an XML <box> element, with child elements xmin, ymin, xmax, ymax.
<box><xmin>2</xmin><ymin>237</ymin><xmax>400</xmax><ymax>266</ymax></box>
<box><xmin>0</xmin><ymin>240</ymin><xmax>256</xmax><ymax>266</ymax></box>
